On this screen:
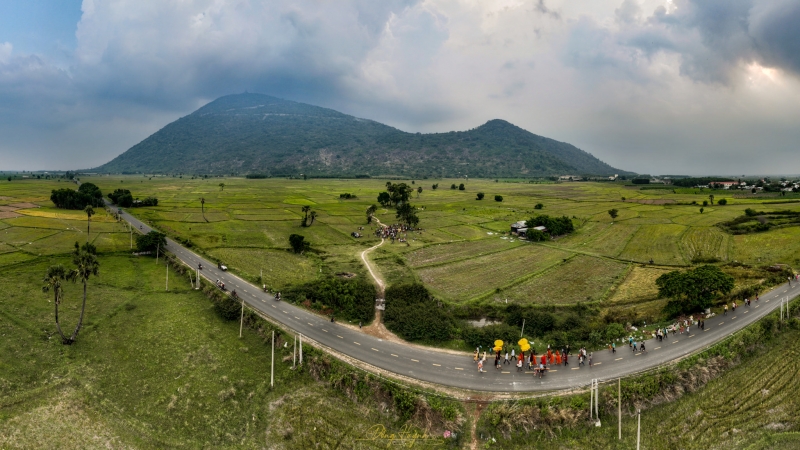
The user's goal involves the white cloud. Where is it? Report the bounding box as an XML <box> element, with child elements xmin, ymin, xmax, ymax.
<box><xmin>0</xmin><ymin>0</ymin><xmax>799</xmax><ymax>174</ymax></box>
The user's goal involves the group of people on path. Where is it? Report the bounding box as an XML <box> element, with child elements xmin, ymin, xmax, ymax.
<box><xmin>474</xmin><ymin>345</ymin><xmax>593</xmax><ymax>377</ymax></box>
<box><xmin>374</xmin><ymin>223</ymin><xmax>417</xmax><ymax>244</ymax></box>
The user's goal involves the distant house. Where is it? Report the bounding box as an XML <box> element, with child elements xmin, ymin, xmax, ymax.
<box><xmin>559</xmin><ymin>175</ymin><xmax>582</xmax><ymax>181</ymax></box>
<box><xmin>516</xmin><ymin>225</ymin><xmax>546</xmax><ymax>238</ymax></box>
<box><xmin>710</xmin><ymin>181</ymin><xmax>737</xmax><ymax>189</ymax></box>
<box><xmin>511</xmin><ymin>221</ymin><xmax>527</xmax><ymax>233</ymax></box>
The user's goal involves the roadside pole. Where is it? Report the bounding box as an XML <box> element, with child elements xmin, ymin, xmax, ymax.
<box><xmin>293</xmin><ymin>335</ymin><xmax>297</xmax><ymax>368</ymax></box>
<box><xmin>636</xmin><ymin>409</ymin><xmax>641</xmax><ymax>450</ymax></box>
<box><xmin>589</xmin><ymin>380</ymin><xmax>593</xmax><ymax>421</ymax></box>
<box><xmin>520</xmin><ymin>319</ymin><xmax>525</xmax><ymax>338</ymax></box>
<box><xmin>299</xmin><ymin>334</ymin><xmax>303</xmax><ymax>365</ymax></box>
<box><xmin>618</xmin><ymin>378</ymin><xmax>622</xmax><ymax>440</ymax></box>
<box><xmin>270</xmin><ymin>331</ymin><xmax>274</xmax><ymax>388</ymax></box>
<box><xmin>166</xmin><ymin>264</ymin><xmax>168</xmax><ymax>290</ymax></box>
<box><xmin>239</xmin><ymin>296</ymin><xmax>244</xmax><ymax>338</ymax></box>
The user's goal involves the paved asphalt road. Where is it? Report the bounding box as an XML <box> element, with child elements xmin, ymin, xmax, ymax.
<box><xmin>115</xmin><ymin>206</ymin><xmax>800</xmax><ymax>392</ymax></box>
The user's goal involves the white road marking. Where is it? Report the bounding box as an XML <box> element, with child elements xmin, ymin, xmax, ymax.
<box><xmin>337</xmin><ymin>335</ymin><xmax>343</xmax><ymax>339</ymax></box>
<box><xmin>372</xmin><ymin>348</ymin><xmax>379</xmax><ymax>352</ymax></box>
<box><xmin>391</xmin><ymin>354</ymin><xmax>399</xmax><ymax>357</ymax></box>
<box><xmin>433</xmin><ymin>363</ymin><xmax>441</xmax><ymax>367</ymax></box>
<box><xmin>411</xmin><ymin>359</ymin><xmax>419</xmax><ymax>362</ymax></box>
<box><xmin>615</xmin><ymin>358</ymin><xmax>623</xmax><ymax>361</ymax></box>
<box><xmin>354</xmin><ymin>342</ymin><xmax>361</xmax><ymax>346</ymax></box>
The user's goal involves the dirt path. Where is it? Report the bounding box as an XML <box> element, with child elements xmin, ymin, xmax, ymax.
<box><xmin>358</xmin><ymin>218</ymin><xmax>408</xmax><ymax>343</ymax></box>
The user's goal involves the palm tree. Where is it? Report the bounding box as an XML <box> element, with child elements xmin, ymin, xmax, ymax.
<box><xmin>67</xmin><ymin>249</ymin><xmax>99</xmax><ymax>344</ymax></box>
<box><xmin>417</xmin><ymin>186</ymin><xmax>422</xmax><ymax>198</ymax></box>
<box><xmin>309</xmin><ymin>210</ymin><xmax>317</xmax><ymax>226</ymax></box>
<box><xmin>42</xmin><ymin>265</ymin><xmax>70</xmax><ymax>344</ymax></box>
<box><xmin>219</xmin><ymin>183</ymin><xmax>225</xmax><ymax>191</ymax></box>
<box><xmin>84</xmin><ymin>205</ymin><xmax>95</xmax><ymax>243</ymax></box>
<box><xmin>200</xmin><ymin>197</ymin><xmax>207</xmax><ymax>222</ymax></box>
<box><xmin>709</xmin><ymin>194</ymin><xmax>715</xmax><ymax>205</ymax></box>
<box><xmin>301</xmin><ymin>205</ymin><xmax>311</xmax><ymax>226</ymax></box>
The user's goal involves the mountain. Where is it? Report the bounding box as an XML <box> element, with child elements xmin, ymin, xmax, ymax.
<box><xmin>95</xmin><ymin>93</ymin><xmax>629</xmax><ymax>178</ymax></box>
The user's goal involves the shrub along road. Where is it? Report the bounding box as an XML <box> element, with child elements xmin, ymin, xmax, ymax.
<box><xmin>116</xmin><ymin>206</ymin><xmax>800</xmax><ymax>393</ymax></box>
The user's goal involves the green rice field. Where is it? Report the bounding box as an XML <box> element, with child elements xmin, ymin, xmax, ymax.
<box><xmin>3</xmin><ymin>176</ymin><xmax>800</xmax><ymax>313</ymax></box>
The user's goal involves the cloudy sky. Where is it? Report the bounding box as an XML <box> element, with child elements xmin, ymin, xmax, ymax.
<box><xmin>1</xmin><ymin>0</ymin><xmax>799</xmax><ymax>175</ymax></box>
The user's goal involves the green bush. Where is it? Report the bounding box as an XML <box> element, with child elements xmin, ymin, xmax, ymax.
<box><xmin>494</xmin><ymin>195</ymin><xmax>503</xmax><ymax>202</ymax></box>
<box><xmin>286</xmin><ymin>277</ymin><xmax>376</xmax><ymax>323</ymax></box>
<box><xmin>384</xmin><ymin>284</ymin><xmax>454</xmax><ymax>342</ymax></box>
<box><xmin>135</xmin><ymin>231</ymin><xmax>167</xmax><ymax>253</ymax></box>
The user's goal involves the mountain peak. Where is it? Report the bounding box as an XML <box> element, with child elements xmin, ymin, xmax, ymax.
<box><xmin>95</xmin><ymin>93</ymin><xmax>628</xmax><ymax>177</ymax></box>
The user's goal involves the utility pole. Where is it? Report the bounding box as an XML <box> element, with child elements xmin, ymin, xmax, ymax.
<box><xmin>590</xmin><ymin>380</ymin><xmax>593</xmax><ymax>421</ymax></box>
<box><xmin>636</xmin><ymin>409</ymin><xmax>641</xmax><ymax>450</ymax></box>
<box><xmin>618</xmin><ymin>378</ymin><xmax>622</xmax><ymax>440</ymax></box>
<box><xmin>293</xmin><ymin>335</ymin><xmax>297</xmax><ymax>368</ymax></box>
<box><xmin>196</xmin><ymin>268</ymin><xmax>200</xmax><ymax>290</ymax></box>
<box><xmin>270</xmin><ymin>330</ymin><xmax>274</xmax><ymax>388</ymax></box>
<box><xmin>299</xmin><ymin>334</ymin><xmax>303</xmax><ymax>364</ymax></box>
<box><xmin>129</xmin><ymin>223</ymin><xmax>132</xmax><ymax>249</ymax></box>
<box><xmin>239</xmin><ymin>296</ymin><xmax>244</xmax><ymax>338</ymax></box>
<box><xmin>520</xmin><ymin>319</ymin><xmax>525</xmax><ymax>338</ymax></box>
<box><xmin>166</xmin><ymin>264</ymin><xmax>169</xmax><ymax>290</ymax></box>
<box><xmin>595</xmin><ymin>379</ymin><xmax>599</xmax><ymax>421</ymax></box>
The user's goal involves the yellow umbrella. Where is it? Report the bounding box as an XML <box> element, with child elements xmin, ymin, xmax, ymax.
<box><xmin>518</xmin><ymin>338</ymin><xmax>528</xmax><ymax>347</ymax></box>
<box><xmin>494</xmin><ymin>340</ymin><xmax>504</xmax><ymax>348</ymax></box>
<box><xmin>520</xmin><ymin>343</ymin><xmax>531</xmax><ymax>352</ymax></box>
<box><xmin>493</xmin><ymin>346</ymin><xmax>503</xmax><ymax>352</ymax></box>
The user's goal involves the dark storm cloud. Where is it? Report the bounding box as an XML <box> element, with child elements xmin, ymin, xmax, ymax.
<box><xmin>622</xmin><ymin>0</ymin><xmax>800</xmax><ymax>84</ymax></box>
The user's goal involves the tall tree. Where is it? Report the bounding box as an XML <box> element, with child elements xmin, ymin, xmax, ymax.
<box><xmin>608</xmin><ymin>209</ymin><xmax>618</xmax><ymax>220</ymax></box>
<box><xmin>396</xmin><ymin>202</ymin><xmax>419</xmax><ymax>227</ymax></box>
<box><xmin>366</xmin><ymin>204</ymin><xmax>377</xmax><ymax>224</ymax></box>
<box><xmin>301</xmin><ymin>205</ymin><xmax>311</xmax><ymax>226</ymax></box>
<box><xmin>42</xmin><ymin>265</ymin><xmax>70</xmax><ymax>344</ymax></box>
<box><xmin>417</xmin><ymin>186</ymin><xmax>422</xmax><ymax>198</ymax></box>
<box><xmin>67</xmin><ymin>244</ymin><xmax>100</xmax><ymax>344</ymax></box>
<box><xmin>200</xmin><ymin>197</ymin><xmax>207</xmax><ymax>222</ymax></box>
<box><xmin>657</xmin><ymin>265</ymin><xmax>734</xmax><ymax>316</ymax></box>
<box><xmin>219</xmin><ymin>182</ymin><xmax>225</xmax><ymax>191</ymax></box>
<box><xmin>309</xmin><ymin>210</ymin><xmax>317</xmax><ymax>226</ymax></box>
<box><xmin>709</xmin><ymin>194</ymin><xmax>715</xmax><ymax>205</ymax></box>
<box><xmin>84</xmin><ymin>205</ymin><xmax>94</xmax><ymax>243</ymax></box>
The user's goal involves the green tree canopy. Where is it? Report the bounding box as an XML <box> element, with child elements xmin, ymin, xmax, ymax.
<box><xmin>657</xmin><ymin>265</ymin><xmax>734</xmax><ymax>316</ymax></box>
<box><xmin>136</xmin><ymin>231</ymin><xmax>167</xmax><ymax>253</ymax></box>
<box><xmin>289</xmin><ymin>234</ymin><xmax>309</xmax><ymax>254</ymax></box>
<box><xmin>476</xmin><ymin>192</ymin><xmax>485</xmax><ymax>200</ymax></box>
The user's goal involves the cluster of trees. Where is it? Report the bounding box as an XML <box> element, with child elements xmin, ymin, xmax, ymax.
<box><xmin>108</xmin><ymin>188</ymin><xmax>158</xmax><ymax>207</ymax></box>
<box><xmin>42</xmin><ymin>242</ymin><xmax>100</xmax><ymax>345</ymax></box>
<box><xmin>383</xmin><ymin>284</ymin><xmax>454</xmax><ymax>342</ymax></box>
<box><xmin>339</xmin><ymin>193</ymin><xmax>357</xmax><ymax>199</ymax></box>
<box><xmin>286</xmin><ymin>277</ymin><xmax>376</xmax><ymax>323</ymax></box>
<box><xmin>377</xmin><ymin>182</ymin><xmax>412</xmax><ymax>206</ymax></box>
<box><xmin>631</xmin><ymin>178</ymin><xmax>650</xmax><ymax>184</ymax></box>
<box><xmin>50</xmin><ymin>183</ymin><xmax>104</xmax><ymax>209</ymax></box>
<box><xmin>657</xmin><ymin>265</ymin><xmax>734</xmax><ymax>316</ymax></box>
<box><xmin>376</xmin><ymin>182</ymin><xmax>420</xmax><ymax>227</ymax></box>
<box><xmin>450</xmin><ymin>183</ymin><xmax>466</xmax><ymax>190</ymax></box>
<box><xmin>526</xmin><ymin>214</ymin><xmax>574</xmax><ymax>237</ymax></box>
<box><xmin>672</xmin><ymin>177</ymin><xmax>733</xmax><ymax>187</ymax></box>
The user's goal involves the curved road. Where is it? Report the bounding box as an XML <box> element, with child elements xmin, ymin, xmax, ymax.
<box><xmin>116</xmin><ymin>206</ymin><xmax>800</xmax><ymax>392</ymax></box>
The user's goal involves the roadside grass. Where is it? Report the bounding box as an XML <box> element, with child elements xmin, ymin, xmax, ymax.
<box><xmin>484</xmin><ymin>328</ymin><xmax>800</xmax><ymax>449</ymax></box>
<box><xmin>495</xmin><ymin>255</ymin><xmax>627</xmax><ymax>305</ymax></box>
<box><xmin>206</xmin><ymin>247</ymin><xmax>318</xmax><ymax>288</ymax></box>
<box><xmin>0</xmin><ymin>254</ymin><xmax>431</xmax><ymax>448</ymax></box>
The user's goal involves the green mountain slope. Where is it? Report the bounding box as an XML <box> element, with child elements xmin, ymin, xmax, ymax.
<box><xmin>95</xmin><ymin>93</ymin><xmax>629</xmax><ymax>177</ymax></box>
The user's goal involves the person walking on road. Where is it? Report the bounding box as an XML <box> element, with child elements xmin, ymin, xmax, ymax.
<box><xmin>612</xmin><ymin>342</ymin><xmax>616</xmax><ymax>354</ymax></box>
<box><xmin>478</xmin><ymin>359</ymin><xmax>484</xmax><ymax>373</ymax></box>
<box><xmin>563</xmin><ymin>352</ymin><xmax>568</xmax><ymax>366</ymax></box>
<box><xmin>724</xmin><ymin>304</ymin><xmax>728</xmax><ymax>315</ymax></box>
<box><xmin>640</xmin><ymin>340</ymin><xmax>646</xmax><ymax>352</ymax></box>
<box><xmin>588</xmin><ymin>352</ymin><xmax>593</xmax><ymax>368</ymax></box>
<box><xmin>633</xmin><ymin>341</ymin><xmax>638</xmax><ymax>352</ymax></box>
<box><xmin>511</xmin><ymin>348</ymin><xmax>515</xmax><ymax>361</ymax></box>
<box><xmin>504</xmin><ymin>351</ymin><xmax>510</xmax><ymax>365</ymax></box>
<box><xmin>474</xmin><ymin>348</ymin><xmax>479</xmax><ymax>363</ymax></box>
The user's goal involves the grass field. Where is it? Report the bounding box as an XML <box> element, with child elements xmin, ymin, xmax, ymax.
<box><xmin>0</xmin><ymin>253</ymin><xmax>443</xmax><ymax>449</ymax></box>
<box><xmin>4</xmin><ymin>176</ymin><xmax>800</xmax><ymax>319</ymax></box>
